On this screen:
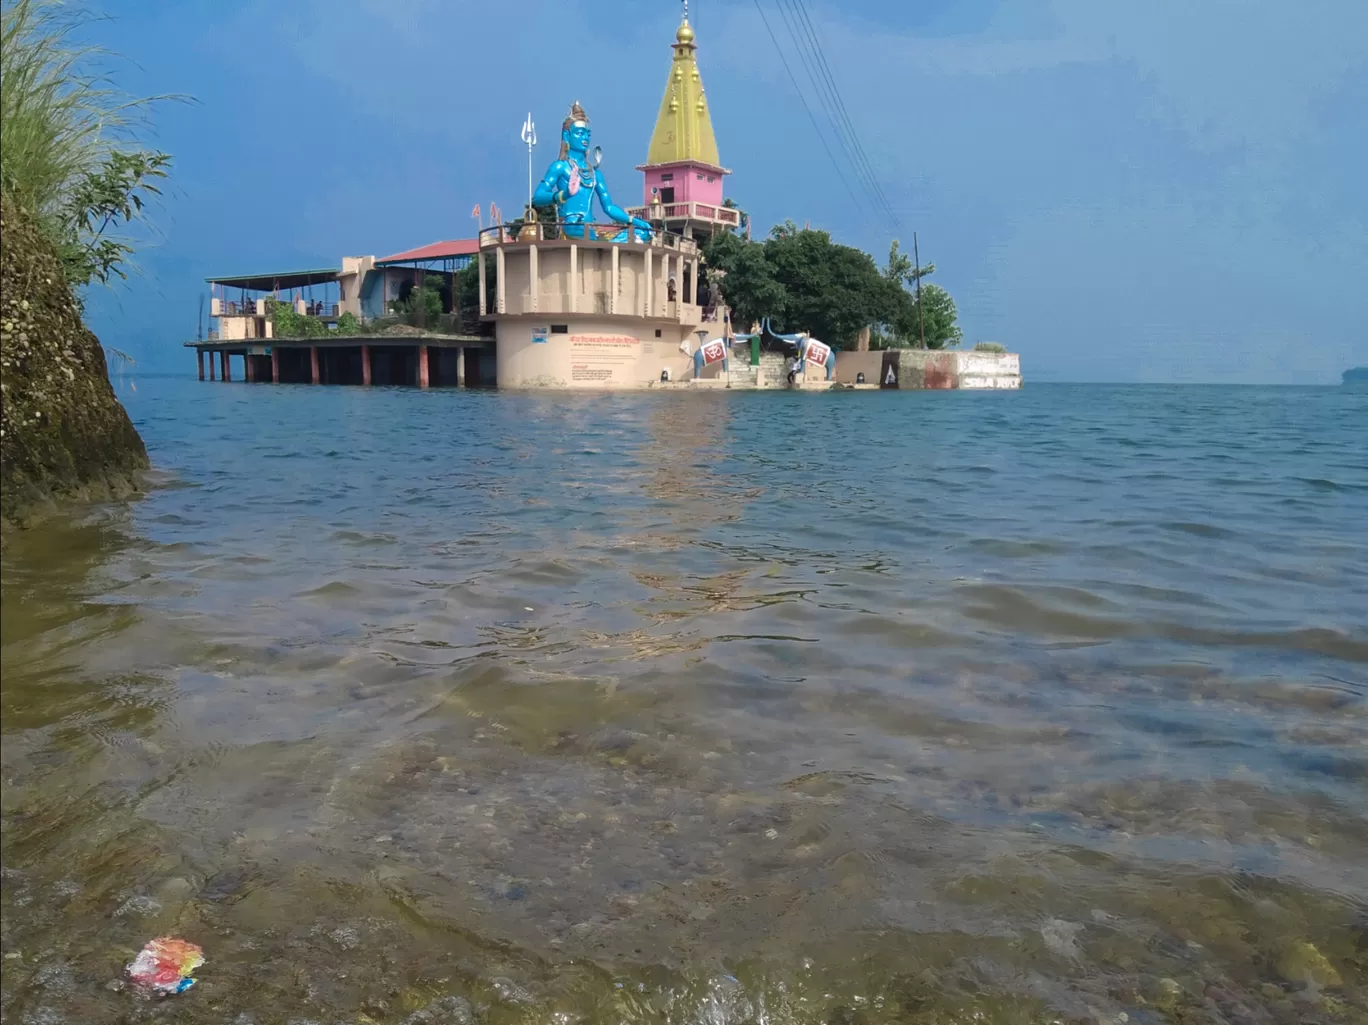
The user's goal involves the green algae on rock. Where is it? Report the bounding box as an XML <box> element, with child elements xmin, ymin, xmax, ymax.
<box><xmin>1277</xmin><ymin>938</ymin><xmax>1343</xmax><ymax>988</ymax></box>
<box><xmin>0</xmin><ymin>192</ymin><xmax>148</xmax><ymax>528</ymax></box>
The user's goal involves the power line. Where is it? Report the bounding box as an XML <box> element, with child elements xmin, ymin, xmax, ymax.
<box><xmin>772</xmin><ymin>0</ymin><xmax>899</xmax><ymax>230</ymax></box>
<box><xmin>773</xmin><ymin>0</ymin><xmax>874</xmax><ymax>213</ymax></box>
<box><xmin>751</xmin><ymin>0</ymin><xmax>870</xmax><ymax>226</ymax></box>
<box><xmin>786</xmin><ymin>0</ymin><xmax>900</xmax><ymax>228</ymax></box>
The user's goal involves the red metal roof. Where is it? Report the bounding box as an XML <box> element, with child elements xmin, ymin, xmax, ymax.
<box><xmin>375</xmin><ymin>238</ymin><xmax>480</xmax><ymax>265</ymax></box>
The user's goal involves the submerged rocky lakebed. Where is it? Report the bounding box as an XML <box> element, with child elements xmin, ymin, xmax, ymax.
<box><xmin>2</xmin><ymin>380</ymin><xmax>1366</xmax><ymax>1022</ymax></box>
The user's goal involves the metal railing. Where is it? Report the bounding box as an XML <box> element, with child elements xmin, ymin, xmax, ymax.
<box><xmin>214</xmin><ymin>301</ymin><xmax>339</xmax><ymax>318</ymax></box>
<box><xmin>478</xmin><ymin>222</ymin><xmax>698</xmax><ymax>254</ymax></box>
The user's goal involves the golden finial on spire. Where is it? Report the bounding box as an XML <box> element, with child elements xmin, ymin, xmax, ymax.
<box><xmin>676</xmin><ymin>0</ymin><xmax>695</xmax><ymax>45</ymax></box>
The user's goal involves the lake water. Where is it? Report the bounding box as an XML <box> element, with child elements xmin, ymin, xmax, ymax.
<box><xmin>2</xmin><ymin>379</ymin><xmax>1366</xmax><ymax>1023</ymax></box>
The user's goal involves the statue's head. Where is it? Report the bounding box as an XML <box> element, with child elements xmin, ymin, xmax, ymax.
<box><xmin>559</xmin><ymin>101</ymin><xmax>591</xmax><ymax>160</ymax></box>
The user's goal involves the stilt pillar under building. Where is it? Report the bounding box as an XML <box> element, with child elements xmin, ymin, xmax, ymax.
<box><xmin>456</xmin><ymin>347</ymin><xmax>465</xmax><ymax>388</ymax></box>
<box><xmin>417</xmin><ymin>345</ymin><xmax>430</xmax><ymax>388</ymax></box>
<box><xmin>221</xmin><ymin>351</ymin><xmax>231</xmax><ymax>381</ymax></box>
<box><xmin>310</xmin><ymin>346</ymin><xmax>320</xmax><ymax>384</ymax></box>
<box><xmin>271</xmin><ymin>348</ymin><xmax>280</xmax><ymax>383</ymax></box>
<box><xmin>245</xmin><ymin>353</ymin><xmax>255</xmax><ymax>382</ymax></box>
<box><xmin>197</xmin><ymin>350</ymin><xmax>205</xmax><ymax>381</ymax></box>
<box><xmin>361</xmin><ymin>345</ymin><xmax>372</xmax><ymax>386</ymax></box>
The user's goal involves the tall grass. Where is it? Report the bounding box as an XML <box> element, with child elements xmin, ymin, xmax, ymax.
<box><xmin>1</xmin><ymin>0</ymin><xmax>177</xmax><ymax>285</ymax></box>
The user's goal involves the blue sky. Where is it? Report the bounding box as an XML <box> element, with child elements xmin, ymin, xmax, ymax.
<box><xmin>84</xmin><ymin>0</ymin><xmax>1367</xmax><ymax>382</ymax></box>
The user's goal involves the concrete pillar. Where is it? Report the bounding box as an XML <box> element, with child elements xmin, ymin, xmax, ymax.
<box><xmin>271</xmin><ymin>348</ymin><xmax>280</xmax><ymax>383</ymax></box>
<box><xmin>569</xmin><ymin>244</ymin><xmax>578</xmax><ymax>313</ymax></box>
<box><xmin>495</xmin><ymin>246</ymin><xmax>506</xmax><ymax>314</ymax></box>
<box><xmin>197</xmin><ymin>350</ymin><xmax>205</xmax><ymax>381</ymax></box>
<box><xmin>221</xmin><ymin>351</ymin><xmax>231</xmax><ymax>381</ymax></box>
<box><xmin>310</xmin><ymin>346</ymin><xmax>320</xmax><ymax>384</ymax></box>
<box><xmin>245</xmin><ymin>353</ymin><xmax>256</xmax><ymax>382</ymax></box>
<box><xmin>644</xmin><ymin>248</ymin><xmax>653</xmax><ymax>317</ymax></box>
<box><xmin>361</xmin><ymin>344</ymin><xmax>372</xmax><ymax>386</ymax></box>
<box><xmin>413</xmin><ymin>267</ymin><xmax>424</xmax><ymax>330</ymax></box>
<box><xmin>208</xmin><ymin>350</ymin><xmax>215</xmax><ymax>381</ymax></box>
<box><xmin>528</xmin><ymin>244</ymin><xmax>538</xmax><ymax>313</ymax></box>
<box><xmin>610</xmin><ymin>245</ymin><xmax>619</xmax><ymax>315</ymax></box>
<box><xmin>417</xmin><ymin>345</ymin><xmax>430</xmax><ymax>388</ymax></box>
<box><xmin>478</xmin><ymin>252</ymin><xmax>487</xmax><ymax>316</ymax></box>
<box><xmin>456</xmin><ymin>347</ymin><xmax>466</xmax><ymax>388</ymax></box>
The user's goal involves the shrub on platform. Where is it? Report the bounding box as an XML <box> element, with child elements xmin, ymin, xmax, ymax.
<box><xmin>266</xmin><ymin>298</ymin><xmax>326</xmax><ymax>339</ymax></box>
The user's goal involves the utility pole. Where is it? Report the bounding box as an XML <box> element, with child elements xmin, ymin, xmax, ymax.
<box><xmin>914</xmin><ymin>231</ymin><xmax>926</xmax><ymax>349</ymax></box>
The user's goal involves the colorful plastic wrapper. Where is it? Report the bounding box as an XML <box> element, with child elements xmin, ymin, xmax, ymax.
<box><xmin>125</xmin><ymin>936</ymin><xmax>204</xmax><ymax>995</ymax></box>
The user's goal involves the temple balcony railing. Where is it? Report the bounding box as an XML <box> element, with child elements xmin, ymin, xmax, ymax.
<box><xmin>477</xmin><ymin>222</ymin><xmax>699</xmax><ymax>255</ymax></box>
<box><xmin>625</xmin><ymin>202</ymin><xmax>741</xmax><ymax>227</ymax></box>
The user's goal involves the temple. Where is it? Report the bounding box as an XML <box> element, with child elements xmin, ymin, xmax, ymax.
<box><xmin>626</xmin><ymin>14</ymin><xmax>740</xmax><ymax>242</ymax></box>
<box><xmin>184</xmin><ymin>8</ymin><xmax>1021</xmax><ymax>391</ymax></box>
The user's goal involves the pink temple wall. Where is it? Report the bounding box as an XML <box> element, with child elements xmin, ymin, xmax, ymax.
<box><xmin>642</xmin><ymin>164</ymin><xmax>725</xmax><ymax>207</ymax></box>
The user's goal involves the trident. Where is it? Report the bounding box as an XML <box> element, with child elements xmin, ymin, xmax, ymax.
<box><xmin>520</xmin><ymin>113</ymin><xmax>537</xmax><ymax>213</ymax></box>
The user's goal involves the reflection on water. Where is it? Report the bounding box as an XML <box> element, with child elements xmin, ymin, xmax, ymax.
<box><xmin>2</xmin><ymin>381</ymin><xmax>1366</xmax><ymax>1023</ymax></box>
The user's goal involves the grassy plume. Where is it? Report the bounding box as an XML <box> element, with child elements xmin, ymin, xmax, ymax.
<box><xmin>1</xmin><ymin>0</ymin><xmax>179</xmax><ymax>287</ymax></box>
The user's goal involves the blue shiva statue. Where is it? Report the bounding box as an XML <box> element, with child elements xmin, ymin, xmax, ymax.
<box><xmin>532</xmin><ymin>101</ymin><xmax>653</xmax><ymax>242</ymax></box>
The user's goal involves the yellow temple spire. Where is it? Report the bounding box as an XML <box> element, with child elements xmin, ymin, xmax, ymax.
<box><xmin>644</xmin><ymin>9</ymin><xmax>722</xmax><ymax>169</ymax></box>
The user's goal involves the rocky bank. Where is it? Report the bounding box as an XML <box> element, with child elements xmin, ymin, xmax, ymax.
<box><xmin>0</xmin><ymin>192</ymin><xmax>148</xmax><ymax>529</ymax></box>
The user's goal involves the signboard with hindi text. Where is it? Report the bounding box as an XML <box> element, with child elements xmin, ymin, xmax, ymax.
<box><xmin>570</xmin><ymin>334</ymin><xmax>639</xmax><ymax>383</ymax></box>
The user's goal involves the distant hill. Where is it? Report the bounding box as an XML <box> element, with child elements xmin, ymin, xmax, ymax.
<box><xmin>1344</xmin><ymin>367</ymin><xmax>1368</xmax><ymax>385</ymax></box>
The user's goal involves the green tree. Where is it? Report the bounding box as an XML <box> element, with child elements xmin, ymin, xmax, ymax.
<box><xmin>705</xmin><ymin>225</ymin><xmax>905</xmax><ymax>346</ymax></box>
<box><xmin>879</xmin><ymin>283</ymin><xmax>962</xmax><ymax>350</ymax></box>
<box><xmin>911</xmin><ymin>284</ymin><xmax>962</xmax><ymax>349</ymax></box>
<box><xmin>705</xmin><ymin>222</ymin><xmax>962</xmax><ymax>349</ymax></box>
<box><xmin>884</xmin><ymin>239</ymin><xmax>934</xmax><ymax>288</ymax></box>
<box><xmin>765</xmin><ymin>227</ymin><xmax>902</xmax><ymax>345</ymax></box>
<box><xmin>877</xmin><ymin>239</ymin><xmax>961</xmax><ymax>350</ymax></box>
<box><xmin>703</xmin><ymin>229</ymin><xmax>785</xmax><ymax>331</ymax></box>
